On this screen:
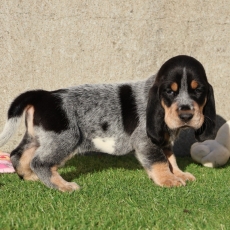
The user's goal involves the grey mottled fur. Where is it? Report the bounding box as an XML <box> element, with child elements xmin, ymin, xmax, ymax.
<box><xmin>58</xmin><ymin>76</ymin><xmax>155</xmax><ymax>156</ymax></box>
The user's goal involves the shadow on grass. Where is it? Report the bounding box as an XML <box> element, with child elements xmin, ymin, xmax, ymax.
<box><xmin>61</xmin><ymin>152</ymin><xmax>141</xmax><ymax>181</ymax></box>
<box><xmin>61</xmin><ymin>152</ymin><xmax>195</xmax><ymax>181</ymax></box>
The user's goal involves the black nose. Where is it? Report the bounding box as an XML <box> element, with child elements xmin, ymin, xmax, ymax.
<box><xmin>179</xmin><ymin>113</ymin><xmax>193</xmax><ymax>122</ymax></box>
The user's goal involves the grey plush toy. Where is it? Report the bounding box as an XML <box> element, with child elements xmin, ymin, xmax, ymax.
<box><xmin>191</xmin><ymin>120</ymin><xmax>230</xmax><ymax>167</ymax></box>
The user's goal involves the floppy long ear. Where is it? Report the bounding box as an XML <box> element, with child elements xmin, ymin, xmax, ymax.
<box><xmin>195</xmin><ymin>83</ymin><xmax>216</xmax><ymax>141</ymax></box>
<box><xmin>146</xmin><ymin>84</ymin><xmax>166</xmax><ymax>146</ymax></box>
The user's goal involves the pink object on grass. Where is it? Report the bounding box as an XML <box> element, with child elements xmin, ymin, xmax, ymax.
<box><xmin>0</xmin><ymin>152</ymin><xmax>15</xmax><ymax>173</ymax></box>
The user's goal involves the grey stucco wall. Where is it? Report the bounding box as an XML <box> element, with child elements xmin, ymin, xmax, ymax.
<box><xmin>0</xmin><ymin>1</ymin><xmax>230</xmax><ymax>153</ymax></box>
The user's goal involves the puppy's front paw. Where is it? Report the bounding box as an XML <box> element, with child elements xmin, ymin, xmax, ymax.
<box><xmin>59</xmin><ymin>182</ymin><xmax>80</xmax><ymax>192</ymax></box>
<box><xmin>147</xmin><ymin>168</ymin><xmax>186</xmax><ymax>187</ymax></box>
<box><xmin>174</xmin><ymin>171</ymin><xmax>196</xmax><ymax>182</ymax></box>
<box><xmin>146</xmin><ymin>163</ymin><xmax>189</xmax><ymax>187</ymax></box>
<box><xmin>155</xmin><ymin>174</ymin><xmax>186</xmax><ymax>187</ymax></box>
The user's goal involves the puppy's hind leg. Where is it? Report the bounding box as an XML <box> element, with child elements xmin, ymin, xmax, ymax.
<box><xmin>10</xmin><ymin>133</ymin><xmax>39</xmax><ymax>181</ymax></box>
<box><xmin>30</xmin><ymin>131</ymin><xmax>80</xmax><ymax>192</ymax></box>
<box><xmin>11</xmin><ymin>106</ymin><xmax>39</xmax><ymax>181</ymax></box>
<box><xmin>31</xmin><ymin>149</ymin><xmax>80</xmax><ymax>192</ymax></box>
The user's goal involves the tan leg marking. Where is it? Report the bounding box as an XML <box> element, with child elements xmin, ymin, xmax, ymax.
<box><xmin>146</xmin><ymin>162</ymin><xmax>186</xmax><ymax>187</ymax></box>
<box><xmin>17</xmin><ymin>147</ymin><xmax>39</xmax><ymax>181</ymax></box>
<box><xmin>164</xmin><ymin>149</ymin><xmax>195</xmax><ymax>182</ymax></box>
<box><xmin>50</xmin><ymin>166</ymin><xmax>80</xmax><ymax>192</ymax></box>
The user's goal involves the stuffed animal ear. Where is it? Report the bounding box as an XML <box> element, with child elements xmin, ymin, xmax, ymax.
<box><xmin>195</xmin><ymin>83</ymin><xmax>216</xmax><ymax>141</ymax></box>
<box><xmin>146</xmin><ymin>84</ymin><xmax>166</xmax><ymax>146</ymax></box>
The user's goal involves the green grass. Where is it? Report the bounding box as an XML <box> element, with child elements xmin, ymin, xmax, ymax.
<box><xmin>1</xmin><ymin>154</ymin><xmax>230</xmax><ymax>230</ymax></box>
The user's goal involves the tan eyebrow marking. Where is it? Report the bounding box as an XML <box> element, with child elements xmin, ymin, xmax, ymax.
<box><xmin>171</xmin><ymin>82</ymin><xmax>178</xmax><ymax>92</ymax></box>
<box><xmin>191</xmin><ymin>80</ymin><xmax>198</xmax><ymax>89</ymax></box>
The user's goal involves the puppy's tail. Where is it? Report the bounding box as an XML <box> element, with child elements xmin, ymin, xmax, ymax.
<box><xmin>0</xmin><ymin>117</ymin><xmax>22</xmax><ymax>147</ymax></box>
<box><xmin>0</xmin><ymin>90</ymin><xmax>43</xmax><ymax>147</ymax></box>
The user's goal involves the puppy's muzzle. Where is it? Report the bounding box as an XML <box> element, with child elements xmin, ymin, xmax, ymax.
<box><xmin>178</xmin><ymin>105</ymin><xmax>194</xmax><ymax>123</ymax></box>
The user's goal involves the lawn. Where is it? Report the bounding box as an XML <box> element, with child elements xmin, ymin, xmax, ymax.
<box><xmin>0</xmin><ymin>153</ymin><xmax>230</xmax><ymax>230</ymax></box>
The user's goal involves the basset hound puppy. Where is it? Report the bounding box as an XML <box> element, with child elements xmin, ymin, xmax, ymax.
<box><xmin>0</xmin><ymin>55</ymin><xmax>216</xmax><ymax>191</ymax></box>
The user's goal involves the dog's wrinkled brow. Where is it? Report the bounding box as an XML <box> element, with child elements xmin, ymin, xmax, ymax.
<box><xmin>176</xmin><ymin>67</ymin><xmax>193</xmax><ymax>107</ymax></box>
<box><xmin>181</xmin><ymin>67</ymin><xmax>188</xmax><ymax>92</ymax></box>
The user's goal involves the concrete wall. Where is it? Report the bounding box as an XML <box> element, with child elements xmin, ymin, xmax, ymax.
<box><xmin>0</xmin><ymin>0</ymin><xmax>230</xmax><ymax>152</ymax></box>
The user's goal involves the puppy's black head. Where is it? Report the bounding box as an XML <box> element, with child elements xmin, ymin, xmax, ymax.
<box><xmin>147</xmin><ymin>55</ymin><xmax>216</xmax><ymax>145</ymax></box>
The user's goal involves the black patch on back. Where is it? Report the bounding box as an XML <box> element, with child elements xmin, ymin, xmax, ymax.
<box><xmin>119</xmin><ymin>85</ymin><xmax>139</xmax><ymax>135</ymax></box>
<box><xmin>33</xmin><ymin>90</ymin><xmax>69</xmax><ymax>133</ymax></box>
<box><xmin>101</xmin><ymin>122</ymin><xmax>109</xmax><ymax>131</ymax></box>
<box><xmin>8</xmin><ymin>90</ymin><xmax>69</xmax><ymax>133</ymax></box>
